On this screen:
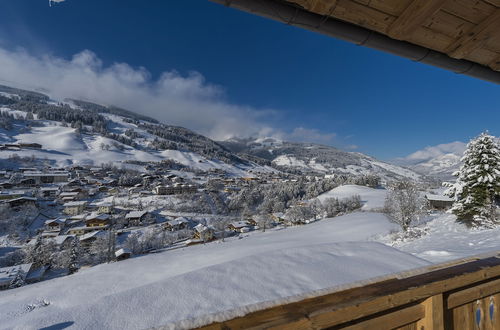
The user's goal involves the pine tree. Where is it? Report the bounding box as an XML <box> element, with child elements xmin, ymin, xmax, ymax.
<box><xmin>68</xmin><ymin>237</ymin><xmax>81</xmax><ymax>274</ymax></box>
<box><xmin>9</xmin><ymin>269</ymin><xmax>25</xmax><ymax>289</ymax></box>
<box><xmin>445</xmin><ymin>132</ymin><xmax>500</xmax><ymax>227</ymax></box>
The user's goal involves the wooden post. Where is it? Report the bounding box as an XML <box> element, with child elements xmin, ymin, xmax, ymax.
<box><xmin>417</xmin><ymin>294</ymin><xmax>444</xmax><ymax>330</ymax></box>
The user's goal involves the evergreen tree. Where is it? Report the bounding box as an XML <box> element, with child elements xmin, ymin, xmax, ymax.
<box><xmin>445</xmin><ymin>132</ymin><xmax>500</xmax><ymax>227</ymax></box>
<box><xmin>68</xmin><ymin>237</ymin><xmax>81</xmax><ymax>274</ymax></box>
<box><xmin>9</xmin><ymin>269</ymin><xmax>25</xmax><ymax>289</ymax></box>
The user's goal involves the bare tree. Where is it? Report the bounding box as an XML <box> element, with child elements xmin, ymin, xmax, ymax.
<box><xmin>384</xmin><ymin>181</ymin><xmax>425</xmax><ymax>232</ymax></box>
<box><xmin>254</xmin><ymin>214</ymin><xmax>272</xmax><ymax>232</ymax></box>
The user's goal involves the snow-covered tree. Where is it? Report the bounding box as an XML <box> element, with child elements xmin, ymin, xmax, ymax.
<box><xmin>384</xmin><ymin>181</ymin><xmax>425</xmax><ymax>232</ymax></box>
<box><xmin>68</xmin><ymin>237</ymin><xmax>81</xmax><ymax>274</ymax></box>
<box><xmin>254</xmin><ymin>213</ymin><xmax>272</xmax><ymax>232</ymax></box>
<box><xmin>23</xmin><ymin>235</ymin><xmax>55</xmax><ymax>268</ymax></box>
<box><xmin>9</xmin><ymin>270</ymin><xmax>25</xmax><ymax>289</ymax></box>
<box><xmin>445</xmin><ymin>132</ymin><xmax>500</xmax><ymax>227</ymax></box>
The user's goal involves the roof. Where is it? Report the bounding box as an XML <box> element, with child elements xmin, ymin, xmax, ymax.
<box><xmin>63</xmin><ymin>201</ymin><xmax>87</xmax><ymax>207</ymax></box>
<box><xmin>166</xmin><ymin>217</ymin><xmax>189</xmax><ymax>226</ymax></box>
<box><xmin>215</xmin><ymin>0</ymin><xmax>500</xmax><ymax>84</ymax></box>
<box><xmin>425</xmin><ymin>194</ymin><xmax>454</xmax><ymax>202</ymax></box>
<box><xmin>115</xmin><ymin>248</ymin><xmax>132</xmax><ymax>257</ymax></box>
<box><xmin>0</xmin><ymin>263</ymin><xmax>32</xmax><ymax>285</ymax></box>
<box><xmin>125</xmin><ymin>210</ymin><xmax>148</xmax><ymax>219</ymax></box>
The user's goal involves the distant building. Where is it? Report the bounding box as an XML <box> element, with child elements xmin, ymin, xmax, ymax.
<box><xmin>63</xmin><ymin>201</ymin><xmax>88</xmax><ymax>216</ymax></box>
<box><xmin>115</xmin><ymin>248</ymin><xmax>132</xmax><ymax>261</ymax></box>
<box><xmin>23</xmin><ymin>172</ymin><xmax>69</xmax><ymax>184</ymax></box>
<box><xmin>125</xmin><ymin>211</ymin><xmax>149</xmax><ymax>227</ymax></box>
<box><xmin>425</xmin><ymin>194</ymin><xmax>454</xmax><ymax>210</ymax></box>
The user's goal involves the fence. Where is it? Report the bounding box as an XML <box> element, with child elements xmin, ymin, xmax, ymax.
<box><xmin>196</xmin><ymin>252</ymin><xmax>500</xmax><ymax>329</ymax></box>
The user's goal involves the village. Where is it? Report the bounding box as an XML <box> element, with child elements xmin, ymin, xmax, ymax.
<box><xmin>1</xmin><ymin>158</ymin><xmax>397</xmax><ymax>290</ymax></box>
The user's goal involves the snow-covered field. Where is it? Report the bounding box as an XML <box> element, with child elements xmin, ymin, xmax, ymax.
<box><xmin>2</xmin><ymin>183</ymin><xmax>500</xmax><ymax>329</ymax></box>
<box><xmin>317</xmin><ymin>184</ymin><xmax>387</xmax><ymax>211</ymax></box>
<box><xmin>0</xmin><ymin>212</ymin><xmax>431</xmax><ymax>330</ymax></box>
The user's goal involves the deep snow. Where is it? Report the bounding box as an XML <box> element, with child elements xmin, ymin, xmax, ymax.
<box><xmin>0</xmin><ymin>212</ymin><xmax>429</xmax><ymax>330</ymax></box>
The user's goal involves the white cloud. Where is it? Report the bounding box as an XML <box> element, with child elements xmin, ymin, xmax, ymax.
<box><xmin>281</xmin><ymin>127</ymin><xmax>337</xmax><ymax>145</ymax></box>
<box><xmin>403</xmin><ymin>141</ymin><xmax>467</xmax><ymax>162</ymax></box>
<box><xmin>0</xmin><ymin>47</ymin><xmax>281</xmax><ymax>140</ymax></box>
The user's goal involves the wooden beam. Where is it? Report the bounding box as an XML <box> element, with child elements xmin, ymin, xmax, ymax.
<box><xmin>446</xmin><ymin>9</ymin><xmax>500</xmax><ymax>59</ymax></box>
<box><xmin>447</xmin><ymin>277</ymin><xmax>500</xmax><ymax>309</ymax></box>
<box><xmin>341</xmin><ymin>304</ymin><xmax>424</xmax><ymax>330</ymax></box>
<box><xmin>387</xmin><ymin>0</ymin><xmax>445</xmax><ymax>40</ymax></box>
<box><xmin>417</xmin><ymin>294</ymin><xmax>445</xmax><ymax>330</ymax></box>
<box><xmin>489</xmin><ymin>55</ymin><xmax>500</xmax><ymax>71</ymax></box>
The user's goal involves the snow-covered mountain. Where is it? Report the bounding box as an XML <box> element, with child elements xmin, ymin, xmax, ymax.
<box><xmin>220</xmin><ymin>137</ymin><xmax>421</xmax><ymax>181</ymax></box>
<box><xmin>395</xmin><ymin>138</ymin><xmax>500</xmax><ymax>180</ymax></box>
<box><xmin>0</xmin><ymin>85</ymin><xmax>270</xmax><ymax>176</ymax></box>
<box><xmin>394</xmin><ymin>142</ymin><xmax>467</xmax><ymax>180</ymax></box>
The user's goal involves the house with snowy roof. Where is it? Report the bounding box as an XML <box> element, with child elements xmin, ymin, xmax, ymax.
<box><xmin>125</xmin><ymin>210</ymin><xmax>149</xmax><ymax>227</ymax></box>
<box><xmin>425</xmin><ymin>194</ymin><xmax>454</xmax><ymax>210</ymax></box>
<box><xmin>164</xmin><ymin>217</ymin><xmax>190</xmax><ymax>231</ymax></box>
<box><xmin>85</xmin><ymin>213</ymin><xmax>111</xmax><ymax>228</ymax></box>
<box><xmin>0</xmin><ymin>263</ymin><xmax>32</xmax><ymax>290</ymax></box>
<box><xmin>228</xmin><ymin>221</ymin><xmax>251</xmax><ymax>233</ymax></box>
<box><xmin>63</xmin><ymin>201</ymin><xmax>88</xmax><ymax>215</ymax></box>
<box><xmin>45</xmin><ymin>218</ymin><xmax>67</xmax><ymax>232</ymax></box>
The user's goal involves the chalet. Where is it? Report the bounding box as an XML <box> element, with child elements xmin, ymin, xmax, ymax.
<box><xmin>79</xmin><ymin>230</ymin><xmax>106</xmax><ymax>248</ymax></box>
<box><xmin>153</xmin><ymin>185</ymin><xmax>173</xmax><ymax>195</ymax></box>
<box><xmin>5</xmin><ymin>197</ymin><xmax>37</xmax><ymax>208</ymax></box>
<box><xmin>425</xmin><ymin>194</ymin><xmax>454</xmax><ymax>210</ymax></box>
<box><xmin>45</xmin><ymin>218</ymin><xmax>67</xmax><ymax>232</ymax></box>
<box><xmin>39</xmin><ymin>187</ymin><xmax>59</xmax><ymax>199</ymax></box>
<box><xmin>115</xmin><ymin>248</ymin><xmax>132</xmax><ymax>261</ymax></box>
<box><xmin>228</xmin><ymin>221</ymin><xmax>251</xmax><ymax>233</ymax></box>
<box><xmin>96</xmin><ymin>203</ymin><xmax>113</xmax><ymax>214</ymax></box>
<box><xmin>59</xmin><ymin>192</ymin><xmax>81</xmax><ymax>202</ymax></box>
<box><xmin>125</xmin><ymin>211</ymin><xmax>148</xmax><ymax>227</ymax></box>
<box><xmin>63</xmin><ymin>201</ymin><xmax>88</xmax><ymax>216</ymax></box>
<box><xmin>23</xmin><ymin>172</ymin><xmax>69</xmax><ymax>184</ymax></box>
<box><xmin>193</xmin><ymin>224</ymin><xmax>215</xmax><ymax>241</ymax></box>
<box><xmin>164</xmin><ymin>217</ymin><xmax>189</xmax><ymax>231</ymax></box>
<box><xmin>85</xmin><ymin>213</ymin><xmax>110</xmax><ymax>227</ymax></box>
<box><xmin>19</xmin><ymin>178</ymin><xmax>36</xmax><ymax>186</ymax></box>
<box><xmin>0</xmin><ymin>263</ymin><xmax>32</xmax><ymax>290</ymax></box>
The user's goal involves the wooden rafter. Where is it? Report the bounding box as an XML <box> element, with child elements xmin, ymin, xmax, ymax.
<box><xmin>446</xmin><ymin>9</ymin><xmax>500</xmax><ymax>59</ymax></box>
<box><xmin>387</xmin><ymin>0</ymin><xmax>445</xmax><ymax>40</ymax></box>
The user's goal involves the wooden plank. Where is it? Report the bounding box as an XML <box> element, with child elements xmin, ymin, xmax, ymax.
<box><xmin>489</xmin><ymin>55</ymin><xmax>500</xmax><ymax>71</ymax></box>
<box><xmin>422</xmin><ymin>10</ymin><xmax>474</xmax><ymax>40</ymax></box>
<box><xmin>447</xmin><ymin>277</ymin><xmax>500</xmax><ymax>309</ymax></box>
<box><xmin>445</xmin><ymin>9</ymin><xmax>500</xmax><ymax>59</ymax></box>
<box><xmin>365</xmin><ymin>0</ymin><xmax>413</xmax><ymax>17</ymax></box>
<box><xmin>416</xmin><ymin>294</ymin><xmax>444</xmax><ymax>330</ymax></box>
<box><xmin>452</xmin><ymin>302</ymin><xmax>475</xmax><ymax>330</ymax></box>
<box><xmin>387</xmin><ymin>0</ymin><xmax>445</xmax><ymax>40</ymax></box>
<box><xmin>464</xmin><ymin>47</ymin><xmax>499</xmax><ymax>67</ymax></box>
<box><xmin>331</xmin><ymin>0</ymin><xmax>396</xmax><ymax>34</ymax></box>
<box><xmin>406</xmin><ymin>26</ymin><xmax>455</xmax><ymax>52</ymax></box>
<box><xmin>442</xmin><ymin>0</ymin><xmax>496</xmax><ymax>24</ymax></box>
<box><xmin>339</xmin><ymin>304</ymin><xmax>424</xmax><ymax>330</ymax></box>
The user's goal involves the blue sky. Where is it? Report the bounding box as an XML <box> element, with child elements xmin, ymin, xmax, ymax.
<box><xmin>0</xmin><ymin>0</ymin><xmax>498</xmax><ymax>159</ymax></box>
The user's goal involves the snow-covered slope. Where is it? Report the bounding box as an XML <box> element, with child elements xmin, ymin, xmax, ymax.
<box><xmin>0</xmin><ymin>212</ymin><xmax>429</xmax><ymax>330</ymax></box>
<box><xmin>221</xmin><ymin>137</ymin><xmax>421</xmax><ymax>181</ymax></box>
<box><xmin>317</xmin><ymin>185</ymin><xmax>387</xmax><ymax>211</ymax></box>
<box><xmin>0</xmin><ymin>86</ymin><xmax>272</xmax><ymax>175</ymax></box>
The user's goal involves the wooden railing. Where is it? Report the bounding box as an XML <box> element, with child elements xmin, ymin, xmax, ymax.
<box><xmin>197</xmin><ymin>252</ymin><xmax>500</xmax><ymax>329</ymax></box>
